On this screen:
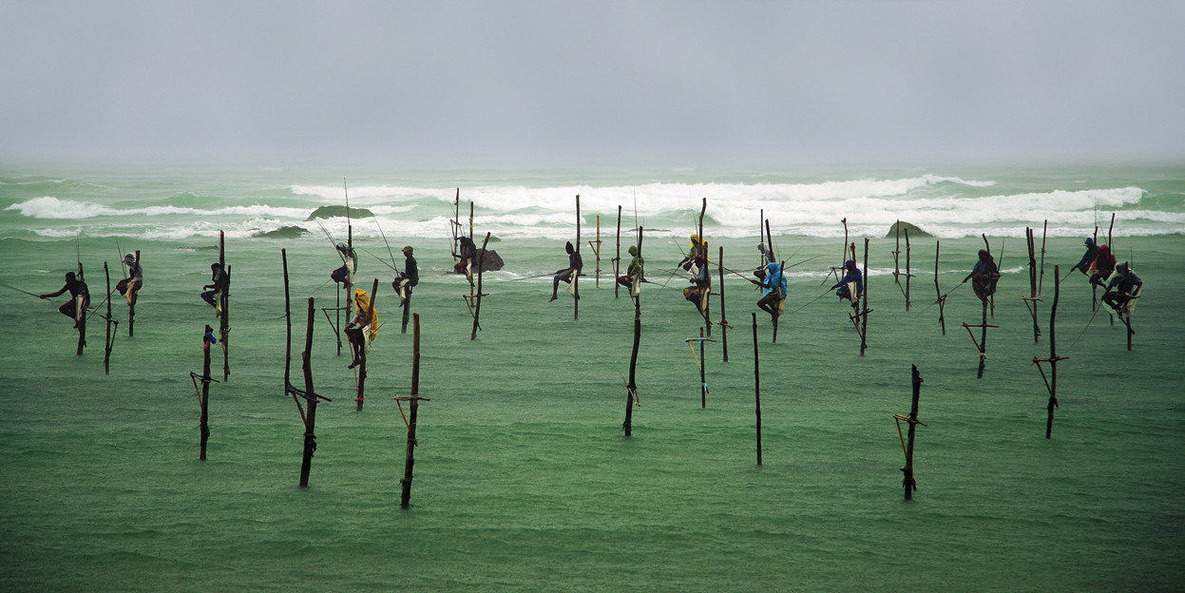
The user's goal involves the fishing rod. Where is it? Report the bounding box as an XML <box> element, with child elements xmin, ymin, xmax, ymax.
<box><xmin>787</xmin><ymin>288</ymin><xmax>836</xmax><ymax>316</ymax></box>
<box><xmin>358</xmin><ymin>246</ymin><xmax>399</xmax><ymax>272</ymax></box>
<box><xmin>312</xmin><ymin>218</ymin><xmax>348</xmax><ymax>265</ymax></box>
<box><xmin>1067</xmin><ymin>300</ymin><xmax>1108</xmax><ymax>352</ymax></box>
<box><xmin>372</xmin><ymin>216</ymin><xmax>401</xmax><ymax>274</ymax></box>
<box><xmin>1</xmin><ymin>283</ymin><xmax>42</xmax><ymax>298</ymax></box>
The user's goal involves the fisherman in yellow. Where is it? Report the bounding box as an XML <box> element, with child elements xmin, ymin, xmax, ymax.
<box><xmin>345</xmin><ymin>288</ymin><xmax>378</xmax><ymax>369</ymax></box>
<box><xmin>678</xmin><ymin>234</ymin><xmax>708</xmax><ymax>271</ymax></box>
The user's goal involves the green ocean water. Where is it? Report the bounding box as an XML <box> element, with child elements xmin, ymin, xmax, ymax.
<box><xmin>0</xmin><ymin>164</ymin><xmax>1183</xmax><ymax>592</ymax></box>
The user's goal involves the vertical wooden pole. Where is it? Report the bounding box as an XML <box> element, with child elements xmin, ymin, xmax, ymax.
<box><xmin>200</xmin><ymin>327</ymin><xmax>212</xmax><ymax>461</ymax></box>
<box><xmin>977</xmin><ymin>299</ymin><xmax>988</xmax><ymax>379</ymax></box>
<box><xmin>299</xmin><ymin>297</ymin><xmax>318</xmax><ymax>488</ymax></box>
<box><xmin>283</xmin><ymin>249</ymin><xmax>291</xmax><ymax>392</ymax></box>
<box><xmin>356</xmin><ymin>278</ymin><xmax>378</xmax><ymax>411</ymax></box>
<box><xmin>128</xmin><ymin>250</ymin><xmax>139</xmax><ymax>337</ymax></box>
<box><xmin>1107</xmin><ymin>213</ymin><xmax>1116</xmax><ymax>327</ymax></box>
<box><xmin>219</xmin><ymin>231</ymin><xmax>229</xmax><ymax>381</ymax></box>
<box><xmin>904</xmin><ymin>229</ymin><xmax>911</xmax><ymax>311</ymax></box>
<box><xmin>102</xmin><ymin>262</ymin><xmax>111</xmax><ymax>372</ymax></box>
<box><xmin>594</xmin><ymin>215</ymin><xmax>601</xmax><ymax>288</ymax></box>
<box><xmin>336</xmin><ymin>284</ymin><xmax>342</xmax><ymax>356</ymax></box>
<box><xmin>718</xmin><ymin>245</ymin><xmax>729</xmax><ymax>363</ymax></box>
<box><xmin>614</xmin><ymin>206</ymin><xmax>622</xmax><ymax>299</ymax></box>
<box><xmin>1038</xmin><ymin>220</ymin><xmax>1048</xmax><ymax>295</ymax></box>
<box><xmin>574</xmin><ymin>195</ymin><xmax>580</xmax><ymax>321</ymax></box>
<box><xmin>699</xmin><ymin>327</ymin><xmax>707</xmax><ymax>408</ymax></box>
<box><xmin>401</xmin><ymin>294</ymin><xmax>411</xmax><ymax>334</ymax></box>
<box><xmin>623</xmin><ymin>230</ymin><xmax>643</xmax><ymax>437</ymax></box>
<box><xmin>400</xmin><ymin>314</ymin><xmax>422</xmax><ymax>509</ymax></box>
<box><xmin>894</xmin><ymin>219</ymin><xmax>901</xmax><ymax>285</ymax></box>
<box><xmin>860</xmin><ymin>238</ymin><xmax>870</xmax><ymax>357</ymax></box>
<box><xmin>752</xmin><ymin>312</ymin><xmax>763</xmax><ymax>466</ymax></box>
<box><xmin>76</xmin><ymin>261</ymin><xmax>86</xmax><ymax>356</ymax></box>
<box><xmin>1091</xmin><ymin>225</ymin><xmax>1099</xmax><ymax>311</ymax></box>
<box><xmin>1046</xmin><ymin>267</ymin><xmax>1061</xmax><ymax>438</ymax></box>
<box><xmin>471</xmin><ymin>232</ymin><xmax>491</xmax><ymax>340</ymax></box>
<box><xmin>699</xmin><ymin>198</ymin><xmax>711</xmax><ymax>337</ymax></box>
<box><xmin>934</xmin><ymin>240</ymin><xmax>946</xmax><ymax>335</ymax></box>
<box><xmin>1026</xmin><ymin>227</ymin><xmax>1040</xmax><ymax>343</ymax></box>
<box><xmin>903</xmin><ymin>365</ymin><xmax>922</xmax><ymax>501</ymax></box>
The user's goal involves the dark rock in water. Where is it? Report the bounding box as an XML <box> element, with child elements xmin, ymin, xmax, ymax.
<box><xmin>306</xmin><ymin>205</ymin><xmax>375</xmax><ymax>220</ymax></box>
<box><xmin>885</xmin><ymin>221</ymin><xmax>932</xmax><ymax>238</ymax></box>
<box><xmin>254</xmin><ymin>225</ymin><xmax>309</xmax><ymax>239</ymax></box>
<box><xmin>475</xmin><ymin>249</ymin><xmax>504</xmax><ymax>272</ymax></box>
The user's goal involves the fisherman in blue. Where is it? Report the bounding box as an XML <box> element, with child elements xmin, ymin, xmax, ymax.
<box><xmin>1102</xmin><ymin>262</ymin><xmax>1143</xmax><ymax>316</ymax></box>
<box><xmin>831</xmin><ymin>260</ymin><xmax>863</xmax><ymax>307</ymax></box>
<box><xmin>962</xmin><ymin>249</ymin><xmax>999</xmax><ymax>301</ymax></box>
<box><xmin>756</xmin><ymin>260</ymin><xmax>787</xmax><ymax>317</ymax></box>
<box><xmin>1070</xmin><ymin>237</ymin><xmax>1098</xmax><ymax>276</ymax></box>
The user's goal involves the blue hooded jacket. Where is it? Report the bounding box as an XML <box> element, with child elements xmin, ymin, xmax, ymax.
<box><xmin>763</xmin><ymin>262</ymin><xmax>787</xmax><ymax>298</ymax></box>
<box><xmin>1075</xmin><ymin>237</ymin><xmax>1098</xmax><ymax>270</ymax></box>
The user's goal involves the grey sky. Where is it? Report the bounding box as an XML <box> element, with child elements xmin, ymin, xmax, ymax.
<box><xmin>2</xmin><ymin>1</ymin><xmax>1182</xmax><ymax>165</ymax></box>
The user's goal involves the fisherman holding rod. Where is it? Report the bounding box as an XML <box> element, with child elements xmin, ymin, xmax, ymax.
<box><xmin>39</xmin><ymin>271</ymin><xmax>90</xmax><ymax>329</ymax></box>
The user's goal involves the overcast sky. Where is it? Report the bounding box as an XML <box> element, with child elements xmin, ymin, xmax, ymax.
<box><xmin>1</xmin><ymin>1</ymin><xmax>1182</xmax><ymax>166</ymax></box>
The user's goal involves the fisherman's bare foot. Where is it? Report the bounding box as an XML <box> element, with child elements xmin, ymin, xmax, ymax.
<box><xmin>548</xmin><ymin>295</ymin><xmax>558</xmax><ymax>302</ymax></box>
<box><xmin>347</xmin><ymin>360</ymin><xmax>359</xmax><ymax>369</ymax></box>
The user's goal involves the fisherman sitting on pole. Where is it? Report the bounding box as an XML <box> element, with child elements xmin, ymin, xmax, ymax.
<box><xmin>345</xmin><ymin>288</ymin><xmax>377</xmax><ymax>369</ymax></box>
<box><xmin>331</xmin><ymin>243</ymin><xmax>356</xmax><ymax>286</ymax></box>
<box><xmin>453</xmin><ymin>235</ymin><xmax>477</xmax><ymax>278</ymax></box>
<box><xmin>678</xmin><ymin>234</ymin><xmax>708</xmax><ymax>271</ymax></box>
<box><xmin>200</xmin><ymin>263</ymin><xmax>229</xmax><ymax>316</ymax></box>
<box><xmin>549</xmin><ymin>241</ymin><xmax>582</xmax><ymax>302</ymax></box>
<box><xmin>756</xmin><ymin>260</ymin><xmax>787</xmax><ymax>318</ymax></box>
<box><xmin>682</xmin><ymin>253</ymin><xmax>711</xmax><ymax>313</ymax></box>
<box><xmin>1087</xmin><ymin>244</ymin><xmax>1116</xmax><ymax>290</ymax></box>
<box><xmin>392</xmin><ymin>245</ymin><xmax>418</xmax><ymax>307</ymax></box>
<box><xmin>962</xmin><ymin>249</ymin><xmax>1000</xmax><ymax>302</ymax></box>
<box><xmin>616</xmin><ymin>245</ymin><xmax>644</xmax><ymax>296</ymax></box>
<box><xmin>1070</xmin><ymin>237</ymin><xmax>1098</xmax><ymax>276</ymax></box>
<box><xmin>39</xmin><ymin>271</ymin><xmax>89</xmax><ymax>329</ymax></box>
<box><xmin>1102</xmin><ymin>262</ymin><xmax>1142</xmax><ymax>317</ymax></box>
<box><xmin>831</xmin><ymin>260</ymin><xmax>864</xmax><ymax>308</ymax></box>
<box><xmin>116</xmin><ymin>253</ymin><xmax>142</xmax><ymax>305</ymax></box>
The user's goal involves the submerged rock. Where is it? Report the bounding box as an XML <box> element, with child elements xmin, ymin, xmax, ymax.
<box><xmin>885</xmin><ymin>221</ymin><xmax>932</xmax><ymax>238</ymax></box>
<box><xmin>306</xmin><ymin>205</ymin><xmax>375</xmax><ymax>220</ymax></box>
<box><xmin>253</xmin><ymin>225</ymin><xmax>309</xmax><ymax>239</ymax></box>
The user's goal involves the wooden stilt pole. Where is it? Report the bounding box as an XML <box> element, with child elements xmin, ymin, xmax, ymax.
<box><xmin>860</xmin><ymin>238</ymin><xmax>870</xmax><ymax>357</ymax></box>
<box><xmin>356</xmin><ymin>278</ymin><xmax>378</xmax><ymax>411</ymax></box>
<box><xmin>1025</xmin><ymin>227</ymin><xmax>1041</xmax><ymax>343</ymax></box>
<box><xmin>336</xmin><ymin>283</ymin><xmax>342</xmax><ymax>356</ymax></box>
<box><xmin>893</xmin><ymin>219</ymin><xmax>902</xmax><ymax>291</ymax></box>
<box><xmin>199</xmin><ymin>327</ymin><xmax>213</xmax><ymax>461</ymax></box>
<box><xmin>623</xmin><ymin>229</ymin><xmax>643</xmax><ymax>437</ymax></box>
<box><xmin>900</xmin><ymin>365</ymin><xmax>923</xmax><ymax>500</ymax></box>
<box><xmin>592</xmin><ymin>215</ymin><xmax>602</xmax><ymax>288</ymax></box>
<box><xmin>1038</xmin><ymin>220</ymin><xmax>1048</xmax><ymax>295</ymax></box>
<box><xmin>699</xmin><ymin>327</ymin><xmax>707</xmax><ymax>408</ymax></box>
<box><xmin>904</xmin><ymin>229</ymin><xmax>911</xmax><ymax>311</ymax></box>
<box><xmin>574</xmin><ymin>195</ymin><xmax>581</xmax><ymax>321</ymax></box>
<box><xmin>1107</xmin><ymin>212</ymin><xmax>1116</xmax><ymax>327</ymax></box>
<box><xmin>76</xmin><ymin>261</ymin><xmax>86</xmax><ymax>356</ymax></box>
<box><xmin>219</xmin><ymin>231</ymin><xmax>229</xmax><ymax>381</ymax></box>
<box><xmin>399</xmin><ymin>313</ymin><xmax>425</xmax><ymax>509</ymax></box>
<box><xmin>103</xmin><ymin>262</ymin><xmax>113</xmax><ymax>372</ymax></box>
<box><xmin>471</xmin><ymin>232</ymin><xmax>491</xmax><ymax>340</ymax></box>
<box><xmin>934</xmin><ymin>240</ymin><xmax>946</xmax><ymax>335</ymax></box>
<box><xmin>718</xmin><ymin>245</ymin><xmax>729</xmax><ymax>363</ymax></box>
<box><xmin>128</xmin><ymin>250</ymin><xmax>139</xmax><ymax>337</ymax></box>
<box><xmin>1034</xmin><ymin>266</ymin><xmax>1067</xmax><ymax>438</ymax></box>
<box><xmin>699</xmin><ymin>198</ymin><xmax>711</xmax><ymax>337</ymax></box>
<box><xmin>299</xmin><ymin>297</ymin><xmax>319</xmax><ymax>488</ymax></box>
<box><xmin>977</xmin><ymin>299</ymin><xmax>988</xmax><ymax>379</ymax></box>
<box><xmin>614</xmin><ymin>205</ymin><xmax>622</xmax><ymax>299</ymax></box>
<box><xmin>1091</xmin><ymin>225</ymin><xmax>1099</xmax><ymax>311</ymax></box>
<box><xmin>283</xmin><ymin>249</ymin><xmax>291</xmax><ymax>394</ymax></box>
<box><xmin>752</xmin><ymin>312</ymin><xmax>763</xmax><ymax>466</ymax></box>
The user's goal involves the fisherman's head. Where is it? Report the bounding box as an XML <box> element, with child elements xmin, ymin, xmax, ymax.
<box><xmin>402</xmin><ymin>246</ymin><xmax>413</xmax><ymax>255</ymax></box>
<box><xmin>1098</xmin><ymin>244</ymin><xmax>1110</xmax><ymax>254</ymax></box>
<box><xmin>845</xmin><ymin>260</ymin><xmax>856</xmax><ymax>271</ymax></box>
<box><xmin>123</xmin><ymin>254</ymin><xmax>135</xmax><ymax>264</ymax></box>
<box><xmin>978</xmin><ymin>249</ymin><xmax>991</xmax><ymax>261</ymax></box>
<box><xmin>1085</xmin><ymin>237</ymin><xmax>1095</xmax><ymax>247</ymax></box>
<box><xmin>628</xmin><ymin>246</ymin><xmax>638</xmax><ymax>257</ymax></box>
<box><xmin>1116</xmin><ymin>262</ymin><xmax>1129</xmax><ymax>274</ymax></box>
<box><xmin>565</xmin><ymin>241</ymin><xmax>574</xmax><ymax>254</ymax></box>
<box><xmin>757</xmin><ymin>242</ymin><xmax>766</xmax><ymax>253</ymax></box>
<box><xmin>690</xmin><ymin>234</ymin><xmax>701</xmax><ymax>244</ymax></box>
<box><xmin>65</xmin><ymin>272</ymin><xmax>76</xmax><ymax>282</ymax></box>
<box><xmin>204</xmin><ymin>324</ymin><xmax>213</xmax><ymax>333</ymax></box>
<box><xmin>211</xmin><ymin>263</ymin><xmax>222</xmax><ymax>271</ymax></box>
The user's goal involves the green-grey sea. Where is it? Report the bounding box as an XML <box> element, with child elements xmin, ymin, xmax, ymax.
<box><xmin>0</xmin><ymin>163</ymin><xmax>1182</xmax><ymax>592</ymax></box>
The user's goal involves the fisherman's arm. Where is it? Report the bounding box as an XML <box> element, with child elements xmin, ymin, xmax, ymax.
<box><xmin>39</xmin><ymin>284</ymin><xmax>69</xmax><ymax>299</ymax></box>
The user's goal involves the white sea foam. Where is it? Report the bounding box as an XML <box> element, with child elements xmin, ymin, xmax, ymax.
<box><xmin>6</xmin><ymin>197</ymin><xmax>310</xmax><ymax>220</ymax></box>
